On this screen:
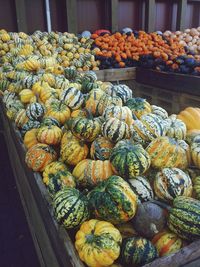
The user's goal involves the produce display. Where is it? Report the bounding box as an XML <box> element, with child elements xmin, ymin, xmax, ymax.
<box><xmin>1</xmin><ymin>28</ymin><xmax>200</xmax><ymax>267</ymax></box>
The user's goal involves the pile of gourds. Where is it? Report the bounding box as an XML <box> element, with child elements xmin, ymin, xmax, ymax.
<box><xmin>2</xmin><ymin>52</ymin><xmax>200</xmax><ymax>267</ymax></box>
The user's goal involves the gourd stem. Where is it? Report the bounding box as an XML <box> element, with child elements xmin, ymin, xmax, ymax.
<box><xmin>150</xmin><ymin>199</ymin><xmax>171</xmax><ymax>211</ymax></box>
<box><xmin>84</xmin><ymin>108</ymin><xmax>93</xmax><ymax>120</ymax></box>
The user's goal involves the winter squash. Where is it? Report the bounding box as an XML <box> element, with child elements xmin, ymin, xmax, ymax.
<box><xmin>101</xmin><ymin>118</ymin><xmax>130</xmax><ymax>143</ymax></box>
<box><xmin>25</xmin><ymin>143</ymin><xmax>57</xmax><ymax>171</ymax></box>
<box><xmin>186</xmin><ymin>129</ymin><xmax>200</xmax><ymax>145</ymax></box>
<box><xmin>60</xmin><ymin>87</ymin><xmax>84</xmax><ymax>110</ymax></box>
<box><xmin>154</xmin><ymin>168</ymin><xmax>192</xmax><ymax>202</ymax></box>
<box><xmin>21</xmin><ymin>119</ymin><xmax>40</xmax><ymax>136</ymax></box>
<box><xmin>166</xmin><ymin>115</ymin><xmax>187</xmax><ymax>140</ymax></box>
<box><xmin>96</xmin><ymin>94</ymin><xmax>123</xmax><ymax>116</ymax></box>
<box><xmin>88</xmin><ymin>175</ymin><xmax>137</xmax><ymax>224</ymax></box>
<box><xmin>19</xmin><ymin>89</ymin><xmax>35</xmax><ymax>104</ymax></box>
<box><xmin>177</xmin><ymin>107</ymin><xmax>200</xmax><ymax>130</ymax></box>
<box><xmin>85</xmin><ymin>88</ymin><xmax>105</xmax><ymax>115</ymax></box>
<box><xmin>191</xmin><ymin>141</ymin><xmax>200</xmax><ymax>168</ymax></box>
<box><xmin>152</xmin><ymin>230</ymin><xmax>183</xmax><ymax>257</ymax></box>
<box><xmin>90</xmin><ymin>136</ymin><xmax>114</xmax><ymax>160</ymax></box>
<box><xmin>53</xmin><ymin>187</ymin><xmax>89</xmax><ymax>229</ymax></box>
<box><xmin>41</xmin><ymin>117</ymin><xmax>61</xmax><ymax>127</ymax></box>
<box><xmin>103</xmin><ymin>106</ymin><xmax>133</xmax><ymax>126</ymax></box>
<box><xmin>26</xmin><ymin>102</ymin><xmax>45</xmax><ymax>121</ymax></box>
<box><xmin>72</xmin><ymin>159</ymin><xmax>113</xmax><ymax>188</ymax></box>
<box><xmin>43</xmin><ymin>161</ymin><xmax>67</xmax><ymax>185</ymax></box>
<box><xmin>45</xmin><ymin>99</ymin><xmax>71</xmax><ymax>124</ymax></box>
<box><xmin>110</xmin><ymin>140</ymin><xmax>151</xmax><ymax>179</ymax></box>
<box><xmin>15</xmin><ymin>109</ymin><xmax>29</xmax><ymax>128</ymax></box>
<box><xmin>151</xmin><ymin>105</ymin><xmax>168</xmax><ymax>119</ymax></box>
<box><xmin>120</xmin><ymin>237</ymin><xmax>158</xmax><ymax>266</ymax></box>
<box><xmin>75</xmin><ymin>219</ymin><xmax>122</xmax><ymax>267</ymax></box>
<box><xmin>37</xmin><ymin>125</ymin><xmax>63</xmax><ymax>145</ymax></box>
<box><xmin>23</xmin><ymin>128</ymin><xmax>39</xmax><ymax>149</ymax></box>
<box><xmin>193</xmin><ymin>176</ymin><xmax>200</xmax><ymax>200</ymax></box>
<box><xmin>125</xmin><ymin>97</ymin><xmax>152</xmax><ymax>119</ymax></box>
<box><xmin>105</xmin><ymin>84</ymin><xmax>132</xmax><ymax>103</ymax></box>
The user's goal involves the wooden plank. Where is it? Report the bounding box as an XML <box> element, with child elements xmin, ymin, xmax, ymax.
<box><xmin>111</xmin><ymin>0</ymin><xmax>119</xmax><ymax>32</ymax></box>
<box><xmin>145</xmin><ymin>0</ymin><xmax>156</xmax><ymax>32</ymax></box>
<box><xmin>93</xmin><ymin>67</ymin><xmax>136</xmax><ymax>82</ymax></box>
<box><xmin>176</xmin><ymin>0</ymin><xmax>187</xmax><ymax>31</ymax></box>
<box><xmin>66</xmin><ymin>0</ymin><xmax>77</xmax><ymax>34</ymax></box>
<box><xmin>14</xmin><ymin>0</ymin><xmax>28</xmax><ymax>32</ymax></box>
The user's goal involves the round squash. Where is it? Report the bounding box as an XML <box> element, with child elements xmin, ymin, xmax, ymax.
<box><xmin>193</xmin><ymin>176</ymin><xmax>200</xmax><ymax>200</ymax></box>
<box><xmin>25</xmin><ymin>143</ymin><xmax>57</xmax><ymax>172</ymax></box>
<box><xmin>177</xmin><ymin>107</ymin><xmax>200</xmax><ymax>130</ymax></box>
<box><xmin>85</xmin><ymin>88</ymin><xmax>105</xmax><ymax>115</ymax></box>
<box><xmin>191</xmin><ymin>140</ymin><xmax>200</xmax><ymax>168</ymax></box>
<box><xmin>96</xmin><ymin>93</ymin><xmax>123</xmax><ymax>116</ymax></box>
<box><xmin>105</xmin><ymin>84</ymin><xmax>132</xmax><ymax>103</ymax></box>
<box><xmin>110</xmin><ymin>140</ymin><xmax>151</xmax><ymax>179</ymax></box>
<box><xmin>37</xmin><ymin>125</ymin><xmax>63</xmax><ymax>145</ymax></box>
<box><xmin>23</xmin><ymin>128</ymin><xmax>39</xmax><ymax>149</ymax></box>
<box><xmin>26</xmin><ymin>102</ymin><xmax>45</xmax><ymax>121</ymax></box>
<box><xmin>75</xmin><ymin>219</ymin><xmax>122</xmax><ymax>267</ymax></box>
<box><xmin>21</xmin><ymin>119</ymin><xmax>40</xmax><ymax>136</ymax></box>
<box><xmin>186</xmin><ymin>129</ymin><xmax>200</xmax><ymax>145</ymax></box>
<box><xmin>120</xmin><ymin>237</ymin><xmax>158</xmax><ymax>266</ymax></box>
<box><xmin>90</xmin><ymin>136</ymin><xmax>114</xmax><ymax>160</ymax></box>
<box><xmin>60</xmin><ymin>87</ymin><xmax>84</xmax><ymax>110</ymax></box>
<box><xmin>15</xmin><ymin>109</ymin><xmax>29</xmax><ymax>128</ymax></box>
<box><xmin>151</xmin><ymin>105</ymin><xmax>168</xmax><ymax>119</ymax></box>
<box><xmin>72</xmin><ymin>159</ymin><xmax>114</xmax><ymax>188</ymax></box>
<box><xmin>53</xmin><ymin>187</ymin><xmax>89</xmax><ymax>229</ymax></box>
<box><xmin>125</xmin><ymin>97</ymin><xmax>152</xmax><ymax>119</ymax></box>
<box><xmin>166</xmin><ymin>115</ymin><xmax>187</xmax><ymax>140</ymax></box>
<box><xmin>41</xmin><ymin>117</ymin><xmax>61</xmax><ymax>127</ymax></box>
<box><xmin>88</xmin><ymin>175</ymin><xmax>137</xmax><ymax>224</ymax></box>
<box><xmin>103</xmin><ymin>105</ymin><xmax>133</xmax><ymax>126</ymax></box>
<box><xmin>154</xmin><ymin>168</ymin><xmax>192</xmax><ymax>202</ymax></box>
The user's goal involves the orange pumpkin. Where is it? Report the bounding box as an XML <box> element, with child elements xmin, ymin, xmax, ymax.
<box><xmin>177</xmin><ymin>107</ymin><xmax>200</xmax><ymax>130</ymax></box>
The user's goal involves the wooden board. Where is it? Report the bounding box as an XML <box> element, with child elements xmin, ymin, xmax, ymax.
<box><xmin>94</xmin><ymin>67</ymin><xmax>136</xmax><ymax>82</ymax></box>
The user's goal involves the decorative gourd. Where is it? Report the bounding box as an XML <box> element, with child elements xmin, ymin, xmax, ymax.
<box><xmin>25</xmin><ymin>143</ymin><xmax>57</xmax><ymax>171</ymax></box>
<box><xmin>131</xmin><ymin>113</ymin><xmax>168</xmax><ymax>144</ymax></box>
<box><xmin>193</xmin><ymin>176</ymin><xmax>200</xmax><ymax>200</ymax></box>
<box><xmin>60</xmin><ymin>87</ymin><xmax>84</xmax><ymax>110</ymax></box>
<box><xmin>72</xmin><ymin>159</ymin><xmax>114</xmax><ymax>188</ymax></box>
<box><xmin>26</xmin><ymin>102</ymin><xmax>45</xmax><ymax>121</ymax></box>
<box><xmin>120</xmin><ymin>237</ymin><xmax>158</xmax><ymax>266</ymax></box>
<box><xmin>125</xmin><ymin>97</ymin><xmax>152</xmax><ymax>119</ymax></box>
<box><xmin>152</xmin><ymin>196</ymin><xmax>200</xmax><ymax>241</ymax></box>
<box><xmin>43</xmin><ymin>161</ymin><xmax>67</xmax><ymax>185</ymax></box>
<box><xmin>151</xmin><ymin>105</ymin><xmax>168</xmax><ymax>119</ymax></box>
<box><xmin>37</xmin><ymin>125</ymin><xmax>62</xmax><ymax>145</ymax></box>
<box><xmin>101</xmin><ymin>118</ymin><xmax>130</xmax><ymax>143</ymax></box>
<box><xmin>75</xmin><ymin>219</ymin><xmax>122</xmax><ymax>267</ymax></box>
<box><xmin>45</xmin><ymin>99</ymin><xmax>71</xmax><ymax>124</ymax></box>
<box><xmin>103</xmin><ymin>106</ymin><xmax>133</xmax><ymax>126</ymax></box>
<box><xmin>154</xmin><ymin>168</ymin><xmax>192</xmax><ymax>202</ymax></box>
<box><xmin>19</xmin><ymin>89</ymin><xmax>35</xmax><ymax>103</ymax></box>
<box><xmin>152</xmin><ymin>230</ymin><xmax>183</xmax><ymax>257</ymax></box>
<box><xmin>191</xmin><ymin>141</ymin><xmax>200</xmax><ymax>168</ymax></box>
<box><xmin>21</xmin><ymin>120</ymin><xmax>40</xmax><ymax>136</ymax></box>
<box><xmin>166</xmin><ymin>115</ymin><xmax>187</xmax><ymax>140</ymax></box>
<box><xmin>128</xmin><ymin>176</ymin><xmax>154</xmax><ymax>202</ymax></box>
<box><xmin>96</xmin><ymin>93</ymin><xmax>123</xmax><ymax>116</ymax></box>
<box><xmin>71</xmin><ymin>109</ymin><xmax>87</xmax><ymax>118</ymax></box>
<box><xmin>64</xmin><ymin>66</ymin><xmax>78</xmax><ymax>80</ymax></box>
<box><xmin>15</xmin><ymin>109</ymin><xmax>29</xmax><ymax>128</ymax></box>
<box><xmin>60</xmin><ymin>131</ymin><xmax>89</xmax><ymax>165</ymax></box>
<box><xmin>132</xmin><ymin>202</ymin><xmax>167</xmax><ymax>239</ymax></box>
<box><xmin>6</xmin><ymin>100</ymin><xmax>24</xmax><ymax>120</ymax></box>
<box><xmin>177</xmin><ymin>107</ymin><xmax>200</xmax><ymax>130</ymax></box>
<box><xmin>53</xmin><ymin>187</ymin><xmax>89</xmax><ymax>229</ymax></box>
<box><xmin>110</xmin><ymin>140</ymin><xmax>151</xmax><ymax>179</ymax></box>
<box><xmin>105</xmin><ymin>84</ymin><xmax>132</xmax><ymax>103</ymax></box>
<box><xmin>23</xmin><ymin>128</ymin><xmax>39</xmax><ymax>149</ymax></box>
<box><xmin>41</xmin><ymin>117</ymin><xmax>61</xmax><ymax>127</ymax></box>
<box><xmin>146</xmin><ymin>137</ymin><xmax>190</xmax><ymax>169</ymax></box>
<box><xmin>90</xmin><ymin>136</ymin><xmax>114</xmax><ymax>160</ymax></box>
<box><xmin>85</xmin><ymin>88</ymin><xmax>105</xmax><ymax>115</ymax></box>
<box><xmin>186</xmin><ymin>129</ymin><xmax>200</xmax><ymax>145</ymax></box>
<box><xmin>88</xmin><ymin>175</ymin><xmax>137</xmax><ymax>224</ymax></box>
<box><xmin>116</xmin><ymin>223</ymin><xmax>138</xmax><ymax>239</ymax></box>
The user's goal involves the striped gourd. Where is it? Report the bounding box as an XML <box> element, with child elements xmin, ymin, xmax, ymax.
<box><xmin>193</xmin><ymin>176</ymin><xmax>200</xmax><ymax>200</ymax></box>
<box><xmin>146</xmin><ymin>137</ymin><xmax>190</xmax><ymax>169</ymax></box>
<box><xmin>85</xmin><ymin>89</ymin><xmax>105</xmax><ymax>116</ymax></box>
<box><xmin>152</xmin><ymin>230</ymin><xmax>183</xmax><ymax>257</ymax></box>
<box><xmin>53</xmin><ymin>188</ymin><xmax>89</xmax><ymax>229</ymax></box>
<box><xmin>120</xmin><ymin>237</ymin><xmax>158</xmax><ymax>266</ymax></box>
<box><xmin>21</xmin><ymin>120</ymin><xmax>40</xmax><ymax>136</ymax></box>
<box><xmin>103</xmin><ymin>106</ymin><xmax>133</xmax><ymax>126</ymax></box>
<box><xmin>105</xmin><ymin>84</ymin><xmax>132</xmax><ymax>103</ymax></box>
<box><xmin>64</xmin><ymin>66</ymin><xmax>78</xmax><ymax>80</ymax></box>
<box><xmin>26</xmin><ymin>102</ymin><xmax>45</xmax><ymax>120</ymax></box>
<box><xmin>125</xmin><ymin>97</ymin><xmax>152</xmax><ymax>119</ymax></box>
<box><xmin>151</xmin><ymin>105</ymin><xmax>168</xmax><ymax>119</ymax></box>
<box><xmin>186</xmin><ymin>129</ymin><xmax>200</xmax><ymax>145</ymax></box>
<box><xmin>128</xmin><ymin>176</ymin><xmax>154</xmax><ymax>202</ymax></box>
<box><xmin>60</xmin><ymin>87</ymin><xmax>84</xmax><ymax>110</ymax></box>
<box><xmin>154</xmin><ymin>168</ymin><xmax>192</xmax><ymax>202</ymax></box>
<box><xmin>191</xmin><ymin>140</ymin><xmax>200</xmax><ymax>168</ymax></box>
<box><xmin>15</xmin><ymin>109</ymin><xmax>29</xmax><ymax>128</ymax></box>
<box><xmin>131</xmin><ymin>113</ymin><xmax>168</xmax><ymax>144</ymax></box>
<box><xmin>88</xmin><ymin>175</ymin><xmax>137</xmax><ymax>224</ymax></box>
<box><xmin>23</xmin><ymin>128</ymin><xmax>39</xmax><ymax>149</ymax></box>
<box><xmin>90</xmin><ymin>136</ymin><xmax>114</xmax><ymax>160</ymax></box>
<box><xmin>41</xmin><ymin>117</ymin><xmax>61</xmax><ymax>127</ymax></box>
<box><xmin>96</xmin><ymin>94</ymin><xmax>123</xmax><ymax>116</ymax></box>
<box><xmin>166</xmin><ymin>115</ymin><xmax>187</xmax><ymax>140</ymax></box>
<box><xmin>72</xmin><ymin>159</ymin><xmax>114</xmax><ymax>188</ymax></box>
<box><xmin>110</xmin><ymin>140</ymin><xmax>151</xmax><ymax>179</ymax></box>
<box><xmin>37</xmin><ymin>125</ymin><xmax>63</xmax><ymax>145</ymax></box>
<box><xmin>101</xmin><ymin>118</ymin><xmax>130</xmax><ymax>143</ymax></box>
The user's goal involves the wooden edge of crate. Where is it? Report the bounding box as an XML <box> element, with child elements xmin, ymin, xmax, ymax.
<box><xmin>93</xmin><ymin>67</ymin><xmax>136</xmax><ymax>82</ymax></box>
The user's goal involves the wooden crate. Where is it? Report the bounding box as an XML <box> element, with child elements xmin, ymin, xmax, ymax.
<box><xmin>94</xmin><ymin>67</ymin><xmax>136</xmax><ymax>82</ymax></box>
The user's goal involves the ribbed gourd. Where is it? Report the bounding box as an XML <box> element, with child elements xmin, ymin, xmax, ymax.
<box><xmin>166</xmin><ymin>115</ymin><xmax>187</xmax><ymax>140</ymax></box>
<box><xmin>37</xmin><ymin>125</ymin><xmax>63</xmax><ymax>145</ymax></box>
<box><xmin>60</xmin><ymin>87</ymin><xmax>84</xmax><ymax>110</ymax></box>
<box><xmin>125</xmin><ymin>97</ymin><xmax>152</xmax><ymax>119</ymax></box>
<box><xmin>26</xmin><ymin>102</ymin><xmax>45</xmax><ymax>121</ymax></box>
<box><xmin>103</xmin><ymin>105</ymin><xmax>133</xmax><ymax>126</ymax></box>
<box><xmin>105</xmin><ymin>84</ymin><xmax>132</xmax><ymax>103</ymax></box>
<box><xmin>90</xmin><ymin>136</ymin><xmax>114</xmax><ymax>160</ymax></box>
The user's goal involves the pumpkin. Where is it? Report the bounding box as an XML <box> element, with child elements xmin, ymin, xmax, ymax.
<box><xmin>45</xmin><ymin>99</ymin><xmax>71</xmax><ymax>124</ymax></box>
<box><xmin>125</xmin><ymin>97</ymin><xmax>152</xmax><ymax>119</ymax></box>
<box><xmin>131</xmin><ymin>113</ymin><xmax>168</xmax><ymax>144</ymax></box>
<box><xmin>132</xmin><ymin>202</ymin><xmax>167</xmax><ymax>239</ymax></box>
<box><xmin>177</xmin><ymin>107</ymin><xmax>200</xmax><ymax>130</ymax></box>
<box><xmin>26</xmin><ymin>102</ymin><xmax>45</xmax><ymax>121</ymax></box>
<box><xmin>105</xmin><ymin>84</ymin><xmax>132</xmax><ymax>103</ymax></box>
<box><xmin>60</xmin><ymin>131</ymin><xmax>89</xmax><ymax>165</ymax></box>
<box><xmin>23</xmin><ymin>128</ymin><xmax>39</xmax><ymax>149</ymax></box>
<box><xmin>88</xmin><ymin>175</ymin><xmax>137</xmax><ymax>224</ymax></box>
<box><xmin>152</xmin><ymin>230</ymin><xmax>183</xmax><ymax>257</ymax></box>
<box><xmin>90</xmin><ymin>136</ymin><xmax>114</xmax><ymax>160</ymax></box>
<box><xmin>128</xmin><ymin>176</ymin><xmax>154</xmax><ymax>202</ymax></box>
<box><xmin>110</xmin><ymin>140</ymin><xmax>151</xmax><ymax>179</ymax></box>
<box><xmin>72</xmin><ymin>159</ymin><xmax>113</xmax><ymax>188</ymax></box>
<box><xmin>120</xmin><ymin>237</ymin><xmax>158</xmax><ymax>266</ymax></box>
<box><xmin>53</xmin><ymin>187</ymin><xmax>89</xmax><ymax>229</ymax></box>
<box><xmin>101</xmin><ymin>118</ymin><xmax>130</xmax><ymax>143</ymax></box>
<box><xmin>15</xmin><ymin>109</ymin><xmax>29</xmax><ymax>128</ymax></box>
<box><xmin>186</xmin><ymin>129</ymin><xmax>200</xmax><ymax>145</ymax></box>
<box><xmin>166</xmin><ymin>115</ymin><xmax>186</xmax><ymax>140</ymax></box>
<box><xmin>37</xmin><ymin>125</ymin><xmax>62</xmax><ymax>145</ymax></box>
<box><xmin>25</xmin><ymin>143</ymin><xmax>57</xmax><ymax>171</ymax></box>
<box><xmin>154</xmin><ymin>168</ymin><xmax>192</xmax><ymax>202</ymax></box>
<box><xmin>75</xmin><ymin>219</ymin><xmax>122</xmax><ymax>267</ymax></box>
<box><xmin>146</xmin><ymin>137</ymin><xmax>190</xmax><ymax>169</ymax></box>
<box><xmin>103</xmin><ymin>106</ymin><xmax>133</xmax><ymax>126</ymax></box>
<box><xmin>60</xmin><ymin>87</ymin><xmax>84</xmax><ymax>110</ymax></box>
<box><xmin>151</xmin><ymin>105</ymin><xmax>168</xmax><ymax>119</ymax></box>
